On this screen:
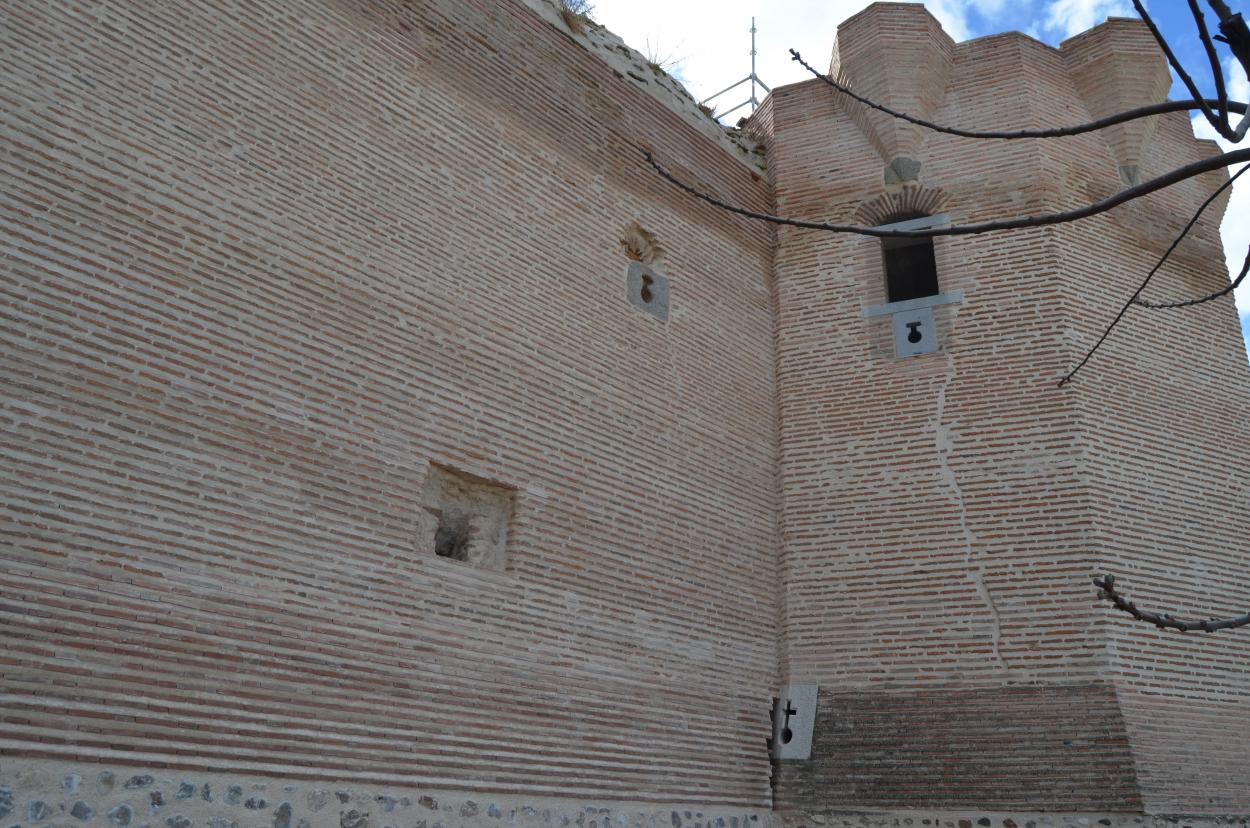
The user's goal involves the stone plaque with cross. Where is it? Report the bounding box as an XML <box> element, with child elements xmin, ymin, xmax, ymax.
<box><xmin>772</xmin><ymin>683</ymin><xmax>818</xmax><ymax>760</ymax></box>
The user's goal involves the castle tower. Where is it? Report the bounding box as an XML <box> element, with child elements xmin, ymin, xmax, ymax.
<box><xmin>752</xmin><ymin>4</ymin><xmax>1250</xmax><ymax>815</ymax></box>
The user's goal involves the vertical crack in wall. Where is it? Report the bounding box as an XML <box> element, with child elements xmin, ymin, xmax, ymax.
<box><xmin>934</xmin><ymin>350</ymin><xmax>1007</xmax><ymax>670</ymax></box>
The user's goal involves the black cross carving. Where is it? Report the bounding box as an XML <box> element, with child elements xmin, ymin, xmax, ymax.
<box><xmin>781</xmin><ymin>699</ymin><xmax>798</xmax><ymax>744</ymax></box>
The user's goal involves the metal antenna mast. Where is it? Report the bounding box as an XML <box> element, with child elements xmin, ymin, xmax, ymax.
<box><xmin>700</xmin><ymin>18</ymin><xmax>771</xmax><ymax>120</ymax></box>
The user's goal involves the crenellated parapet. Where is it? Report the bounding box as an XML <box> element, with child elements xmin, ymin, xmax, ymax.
<box><xmin>829</xmin><ymin>3</ymin><xmax>955</xmax><ymax>190</ymax></box>
<box><xmin>1061</xmin><ymin>17</ymin><xmax>1173</xmax><ymax>185</ymax></box>
<box><xmin>824</xmin><ymin>4</ymin><xmax>1199</xmax><ymax>197</ymax></box>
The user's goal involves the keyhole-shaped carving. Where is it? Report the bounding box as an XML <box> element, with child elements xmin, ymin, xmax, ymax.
<box><xmin>906</xmin><ymin>321</ymin><xmax>923</xmax><ymax>344</ymax></box>
<box><xmin>626</xmin><ymin>262</ymin><xmax>668</xmax><ymax>320</ymax></box>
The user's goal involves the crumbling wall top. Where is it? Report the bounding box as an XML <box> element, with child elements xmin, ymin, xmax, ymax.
<box><xmin>513</xmin><ymin>0</ymin><xmax>768</xmax><ymax>174</ymax></box>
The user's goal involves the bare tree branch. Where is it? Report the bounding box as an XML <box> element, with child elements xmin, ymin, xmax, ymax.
<box><xmin>1059</xmin><ymin>164</ymin><xmax>1250</xmax><ymax>385</ymax></box>
<box><xmin>1207</xmin><ymin>0</ymin><xmax>1250</xmax><ymax>139</ymax></box>
<box><xmin>1133</xmin><ymin>0</ymin><xmax>1235</xmax><ymax>140</ymax></box>
<box><xmin>1188</xmin><ymin>0</ymin><xmax>1234</xmax><ymax>135</ymax></box>
<box><xmin>643</xmin><ymin>147</ymin><xmax>1250</xmax><ymax>239</ymax></box>
<box><xmin>789</xmin><ymin>50</ymin><xmax>1248</xmax><ymax>141</ymax></box>
<box><xmin>1094</xmin><ymin>574</ymin><xmax>1250</xmax><ymax>632</ymax></box>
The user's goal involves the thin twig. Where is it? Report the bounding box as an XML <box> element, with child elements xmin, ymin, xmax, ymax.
<box><xmin>1133</xmin><ymin>0</ymin><xmax>1234</xmax><ymax>140</ymax></box>
<box><xmin>789</xmin><ymin>50</ymin><xmax>1248</xmax><ymax>141</ymax></box>
<box><xmin>1135</xmin><ymin>245</ymin><xmax>1250</xmax><ymax>308</ymax></box>
<box><xmin>1188</xmin><ymin>0</ymin><xmax>1233</xmax><ymax>135</ymax></box>
<box><xmin>1060</xmin><ymin>164</ymin><xmax>1250</xmax><ymax>385</ymax></box>
<box><xmin>642</xmin><ymin>146</ymin><xmax>1250</xmax><ymax>239</ymax></box>
<box><xmin>1094</xmin><ymin>574</ymin><xmax>1250</xmax><ymax>632</ymax></box>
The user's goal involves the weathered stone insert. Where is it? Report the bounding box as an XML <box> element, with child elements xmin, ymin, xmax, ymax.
<box><xmin>420</xmin><ymin>465</ymin><xmax>515</xmax><ymax>571</ymax></box>
<box><xmin>626</xmin><ymin>262</ymin><xmax>670</xmax><ymax>322</ymax></box>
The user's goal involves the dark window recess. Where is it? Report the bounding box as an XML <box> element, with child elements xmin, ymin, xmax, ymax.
<box><xmin>881</xmin><ymin>213</ymin><xmax>939</xmax><ymax>302</ymax></box>
<box><xmin>433</xmin><ymin>513</ymin><xmax>471</xmax><ymax>561</ymax></box>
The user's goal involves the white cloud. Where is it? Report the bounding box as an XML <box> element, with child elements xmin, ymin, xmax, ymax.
<box><xmin>1228</xmin><ymin>54</ymin><xmax>1250</xmax><ymax>102</ymax></box>
<box><xmin>968</xmin><ymin>0</ymin><xmax>1008</xmax><ymax>18</ymax></box>
<box><xmin>1042</xmin><ymin>0</ymin><xmax>1133</xmax><ymax>40</ymax></box>
<box><xmin>926</xmin><ymin>0</ymin><xmax>973</xmax><ymax>41</ymax></box>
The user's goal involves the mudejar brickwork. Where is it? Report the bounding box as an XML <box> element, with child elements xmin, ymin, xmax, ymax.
<box><xmin>1</xmin><ymin>1</ymin><xmax>1248</xmax><ymax>827</ymax></box>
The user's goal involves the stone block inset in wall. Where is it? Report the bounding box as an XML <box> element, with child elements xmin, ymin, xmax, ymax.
<box><xmin>420</xmin><ymin>465</ymin><xmax>515</xmax><ymax>571</ymax></box>
<box><xmin>772</xmin><ymin>684</ymin><xmax>818</xmax><ymax>761</ymax></box>
<box><xmin>864</xmin><ymin>292</ymin><xmax>963</xmax><ymax>358</ymax></box>
<box><xmin>627</xmin><ymin>261</ymin><xmax>670</xmax><ymax>321</ymax></box>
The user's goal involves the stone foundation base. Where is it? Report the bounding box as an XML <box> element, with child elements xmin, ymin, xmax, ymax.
<box><xmin>0</xmin><ymin>759</ymin><xmax>769</xmax><ymax>828</ymax></box>
<box><xmin>777</xmin><ymin>810</ymin><xmax>1250</xmax><ymax>828</ymax></box>
<box><xmin>3</xmin><ymin>759</ymin><xmax>1248</xmax><ymax>828</ymax></box>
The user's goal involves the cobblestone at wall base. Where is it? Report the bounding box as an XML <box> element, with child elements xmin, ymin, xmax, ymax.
<box><xmin>4</xmin><ymin>761</ymin><xmax>1249</xmax><ymax>828</ymax></box>
<box><xmin>777</xmin><ymin>810</ymin><xmax>1250</xmax><ymax>828</ymax></box>
<box><xmin>0</xmin><ymin>760</ymin><xmax>773</xmax><ymax>828</ymax></box>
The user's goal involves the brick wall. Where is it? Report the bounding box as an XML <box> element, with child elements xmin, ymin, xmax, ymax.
<box><xmin>4</xmin><ymin>0</ymin><xmax>1250</xmax><ymax>817</ymax></box>
<box><xmin>0</xmin><ymin>0</ymin><xmax>780</xmax><ymax>806</ymax></box>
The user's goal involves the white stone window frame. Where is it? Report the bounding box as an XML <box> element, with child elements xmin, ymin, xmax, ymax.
<box><xmin>862</xmin><ymin>213</ymin><xmax>963</xmax><ymax>357</ymax></box>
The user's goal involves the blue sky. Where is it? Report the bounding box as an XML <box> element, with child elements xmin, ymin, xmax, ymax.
<box><xmin>590</xmin><ymin>0</ymin><xmax>1250</xmax><ymax>356</ymax></box>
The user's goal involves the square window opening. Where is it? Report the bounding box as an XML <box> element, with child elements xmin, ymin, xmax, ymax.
<box><xmin>882</xmin><ymin>235</ymin><xmax>939</xmax><ymax>303</ymax></box>
<box><xmin>421</xmin><ymin>464</ymin><xmax>514</xmax><ymax>571</ymax></box>
<box><xmin>878</xmin><ymin>212</ymin><xmax>944</xmax><ymax>304</ymax></box>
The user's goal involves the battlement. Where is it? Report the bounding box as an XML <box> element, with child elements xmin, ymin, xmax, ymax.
<box><xmin>515</xmin><ymin>0</ymin><xmax>767</xmax><ymax>173</ymax></box>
